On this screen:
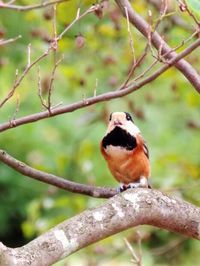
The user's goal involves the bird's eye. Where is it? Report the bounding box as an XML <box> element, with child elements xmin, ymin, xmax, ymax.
<box><xmin>109</xmin><ymin>113</ymin><xmax>112</xmax><ymax>121</ymax></box>
<box><xmin>125</xmin><ymin>112</ymin><xmax>133</xmax><ymax>122</ymax></box>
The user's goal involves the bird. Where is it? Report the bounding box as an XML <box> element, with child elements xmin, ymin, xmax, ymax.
<box><xmin>100</xmin><ymin>111</ymin><xmax>151</xmax><ymax>192</ymax></box>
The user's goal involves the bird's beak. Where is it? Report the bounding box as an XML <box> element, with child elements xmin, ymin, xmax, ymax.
<box><xmin>113</xmin><ymin>119</ymin><xmax>123</xmax><ymax>126</ymax></box>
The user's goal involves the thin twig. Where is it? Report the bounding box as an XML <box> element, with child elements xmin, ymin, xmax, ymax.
<box><xmin>119</xmin><ymin>49</ymin><xmax>148</xmax><ymax>89</ymax></box>
<box><xmin>118</xmin><ymin>0</ymin><xmax>200</xmax><ymax>86</ymax></box>
<box><xmin>27</xmin><ymin>43</ymin><xmax>31</xmax><ymax>67</ymax></box>
<box><xmin>125</xmin><ymin>6</ymin><xmax>136</xmax><ymax>64</ymax></box>
<box><xmin>56</xmin><ymin>5</ymin><xmax>97</xmax><ymax>41</ymax></box>
<box><xmin>11</xmin><ymin>93</ymin><xmax>20</xmax><ymax>121</ymax></box>
<box><xmin>51</xmin><ymin>101</ymin><xmax>63</xmax><ymax>109</ymax></box>
<box><xmin>178</xmin><ymin>0</ymin><xmax>200</xmax><ymax>27</ymax></box>
<box><xmin>0</xmin><ymin>37</ymin><xmax>199</xmax><ymax>132</ymax></box>
<box><xmin>37</xmin><ymin>67</ymin><xmax>48</xmax><ymax>109</ymax></box>
<box><xmin>148</xmin><ymin>0</ymin><xmax>193</xmax><ymax>30</ymax></box>
<box><xmin>93</xmin><ymin>78</ymin><xmax>98</xmax><ymax>97</ymax></box>
<box><xmin>0</xmin><ymin>35</ymin><xmax>21</xmax><ymax>46</ymax></box>
<box><xmin>134</xmin><ymin>30</ymin><xmax>200</xmax><ymax>82</ymax></box>
<box><xmin>0</xmin><ymin>49</ymin><xmax>50</xmax><ymax>108</ymax></box>
<box><xmin>47</xmin><ymin>55</ymin><xmax>64</xmax><ymax>111</ymax></box>
<box><xmin>124</xmin><ymin>238</ymin><xmax>141</xmax><ymax>266</ymax></box>
<box><xmin>151</xmin><ymin>236</ymin><xmax>187</xmax><ymax>256</ymax></box>
<box><xmin>0</xmin><ymin>3</ymin><xmax>95</xmax><ymax>109</ymax></box>
<box><xmin>153</xmin><ymin>0</ymin><xmax>168</xmax><ymax>31</ymax></box>
<box><xmin>164</xmin><ymin>29</ymin><xmax>199</xmax><ymax>56</ymax></box>
<box><xmin>47</xmin><ymin>4</ymin><xmax>58</xmax><ymax>112</ymax></box>
<box><xmin>134</xmin><ymin>58</ymin><xmax>158</xmax><ymax>82</ymax></box>
<box><xmin>115</xmin><ymin>0</ymin><xmax>200</xmax><ymax>93</ymax></box>
<box><xmin>0</xmin><ymin>0</ymin><xmax>68</xmax><ymax>11</ymax></box>
<box><xmin>135</xmin><ymin>231</ymin><xmax>142</xmax><ymax>264</ymax></box>
<box><xmin>147</xmin><ymin>9</ymin><xmax>155</xmax><ymax>57</ymax></box>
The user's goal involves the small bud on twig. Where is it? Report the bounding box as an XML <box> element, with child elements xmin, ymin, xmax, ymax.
<box><xmin>75</xmin><ymin>34</ymin><xmax>85</xmax><ymax>49</ymax></box>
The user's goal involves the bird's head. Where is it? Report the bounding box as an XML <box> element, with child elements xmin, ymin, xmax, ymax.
<box><xmin>106</xmin><ymin>112</ymin><xmax>140</xmax><ymax>136</ymax></box>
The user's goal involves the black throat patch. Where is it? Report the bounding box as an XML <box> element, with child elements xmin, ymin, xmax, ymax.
<box><xmin>102</xmin><ymin>126</ymin><xmax>137</xmax><ymax>151</ymax></box>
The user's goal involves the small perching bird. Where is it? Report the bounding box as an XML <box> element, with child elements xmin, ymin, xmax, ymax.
<box><xmin>100</xmin><ymin>112</ymin><xmax>151</xmax><ymax>191</ymax></box>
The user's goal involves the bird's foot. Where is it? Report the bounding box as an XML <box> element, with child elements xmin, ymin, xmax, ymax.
<box><xmin>116</xmin><ymin>177</ymin><xmax>151</xmax><ymax>193</ymax></box>
<box><xmin>116</xmin><ymin>183</ymin><xmax>129</xmax><ymax>193</ymax></box>
<box><xmin>128</xmin><ymin>176</ymin><xmax>151</xmax><ymax>189</ymax></box>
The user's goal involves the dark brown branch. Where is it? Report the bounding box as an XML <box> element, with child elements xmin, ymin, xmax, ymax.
<box><xmin>0</xmin><ymin>0</ymin><xmax>68</xmax><ymax>11</ymax></box>
<box><xmin>0</xmin><ymin>189</ymin><xmax>199</xmax><ymax>265</ymax></box>
<box><xmin>0</xmin><ymin>37</ymin><xmax>200</xmax><ymax>132</ymax></box>
<box><xmin>115</xmin><ymin>0</ymin><xmax>200</xmax><ymax>93</ymax></box>
<box><xmin>0</xmin><ymin>150</ymin><xmax>116</xmax><ymax>198</ymax></box>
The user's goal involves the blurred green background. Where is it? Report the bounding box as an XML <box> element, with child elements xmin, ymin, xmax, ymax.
<box><xmin>0</xmin><ymin>0</ymin><xmax>199</xmax><ymax>265</ymax></box>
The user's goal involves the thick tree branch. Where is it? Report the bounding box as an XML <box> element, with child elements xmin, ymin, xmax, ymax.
<box><xmin>115</xmin><ymin>0</ymin><xmax>200</xmax><ymax>93</ymax></box>
<box><xmin>0</xmin><ymin>37</ymin><xmax>199</xmax><ymax>132</ymax></box>
<box><xmin>0</xmin><ymin>150</ymin><xmax>116</xmax><ymax>198</ymax></box>
<box><xmin>0</xmin><ymin>189</ymin><xmax>199</xmax><ymax>265</ymax></box>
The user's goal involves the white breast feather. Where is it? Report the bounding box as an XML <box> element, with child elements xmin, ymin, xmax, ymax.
<box><xmin>105</xmin><ymin>145</ymin><xmax>131</xmax><ymax>159</ymax></box>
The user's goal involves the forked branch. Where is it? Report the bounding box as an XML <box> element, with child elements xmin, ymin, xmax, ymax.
<box><xmin>115</xmin><ymin>0</ymin><xmax>200</xmax><ymax>93</ymax></box>
<box><xmin>0</xmin><ymin>37</ymin><xmax>199</xmax><ymax>132</ymax></box>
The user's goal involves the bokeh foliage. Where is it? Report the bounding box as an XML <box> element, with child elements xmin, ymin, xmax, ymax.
<box><xmin>0</xmin><ymin>0</ymin><xmax>199</xmax><ymax>265</ymax></box>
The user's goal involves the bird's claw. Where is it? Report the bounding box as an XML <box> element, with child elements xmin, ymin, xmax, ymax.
<box><xmin>116</xmin><ymin>183</ymin><xmax>128</xmax><ymax>193</ymax></box>
<box><xmin>116</xmin><ymin>177</ymin><xmax>152</xmax><ymax>193</ymax></box>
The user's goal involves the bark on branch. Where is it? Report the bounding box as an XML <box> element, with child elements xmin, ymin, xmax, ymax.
<box><xmin>0</xmin><ymin>150</ymin><xmax>116</xmax><ymax>198</ymax></box>
<box><xmin>115</xmin><ymin>0</ymin><xmax>200</xmax><ymax>93</ymax></box>
<box><xmin>0</xmin><ymin>189</ymin><xmax>199</xmax><ymax>266</ymax></box>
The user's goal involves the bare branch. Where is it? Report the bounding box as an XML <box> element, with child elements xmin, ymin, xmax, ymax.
<box><xmin>133</xmin><ymin>58</ymin><xmax>158</xmax><ymax>82</ymax></box>
<box><xmin>47</xmin><ymin>55</ymin><xmax>64</xmax><ymax>111</ymax></box>
<box><xmin>47</xmin><ymin>4</ymin><xmax>59</xmax><ymax>112</ymax></box>
<box><xmin>0</xmin><ymin>150</ymin><xmax>116</xmax><ymax>198</ymax></box>
<box><xmin>11</xmin><ymin>93</ymin><xmax>20</xmax><ymax>121</ymax></box>
<box><xmin>124</xmin><ymin>238</ymin><xmax>141</xmax><ymax>266</ymax></box>
<box><xmin>0</xmin><ymin>0</ymin><xmax>68</xmax><ymax>11</ymax></box>
<box><xmin>27</xmin><ymin>43</ymin><xmax>31</xmax><ymax>67</ymax></box>
<box><xmin>134</xmin><ymin>30</ymin><xmax>199</xmax><ymax>81</ymax></box>
<box><xmin>0</xmin><ymin>3</ymin><xmax>95</xmax><ymax>109</ymax></box>
<box><xmin>56</xmin><ymin>4</ymin><xmax>98</xmax><ymax>41</ymax></box>
<box><xmin>147</xmin><ymin>0</ymin><xmax>193</xmax><ymax>30</ymax></box>
<box><xmin>115</xmin><ymin>0</ymin><xmax>200</xmax><ymax>93</ymax></box>
<box><xmin>125</xmin><ymin>6</ymin><xmax>136</xmax><ymax>64</ymax></box>
<box><xmin>0</xmin><ymin>49</ymin><xmax>50</xmax><ymax>108</ymax></box>
<box><xmin>0</xmin><ymin>189</ymin><xmax>199</xmax><ymax>265</ymax></box>
<box><xmin>120</xmin><ymin>51</ymin><xmax>148</xmax><ymax>88</ymax></box>
<box><xmin>93</xmin><ymin>78</ymin><xmax>98</xmax><ymax>97</ymax></box>
<box><xmin>37</xmin><ymin>67</ymin><xmax>49</xmax><ymax>109</ymax></box>
<box><xmin>179</xmin><ymin>0</ymin><xmax>200</xmax><ymax>27</ymax></box>
<box><xmin>0</xmin><ymin>37</ymin><xmax>199</xmax><ymax>132</ymax></box>
<box><xmin>0</xmin><ymin>34</ymin><xmax>21</xmax><ymax>46</ymax></box>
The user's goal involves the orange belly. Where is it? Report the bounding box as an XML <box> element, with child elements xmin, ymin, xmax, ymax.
<box><xmin>103</xmin><ymin>145</ymin><xmax>150</xmax><ymax>184</ymax></box>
